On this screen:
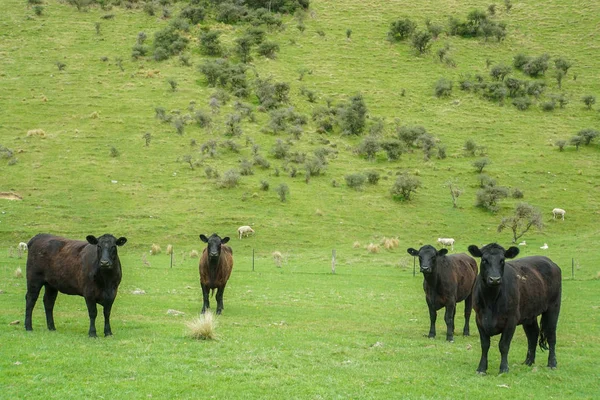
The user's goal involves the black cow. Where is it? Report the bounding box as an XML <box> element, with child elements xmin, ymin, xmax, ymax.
<box><xmin>468</xmin><ymin>243</ymin><xmax>562</xmax><ymax>374</ymax></box>
<box><xmin>25</xmin><ymin>233</ymin><xmax>127</xmax><ymax>337</ymax></box>
<box><xmin>407</xmin><ymin>245</ymin><xmax>478</xmax><ymax>342</ymax></box>
<box><xmin>199</xmin><ymin>234</ymin><xmax>233</xmax><ymax>315</ymax></box>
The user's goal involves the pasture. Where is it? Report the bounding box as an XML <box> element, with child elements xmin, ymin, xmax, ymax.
<box><xmin>1</xmin><ymin>0</ymin><xmax>600</xmax><ymax>397</ymax></box>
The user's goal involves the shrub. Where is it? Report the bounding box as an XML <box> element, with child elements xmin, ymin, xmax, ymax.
<box><xmin>513</xmin><ymin>53</ymin><xmax>530</xmax><ymax>70</ymax></box>
<box><xmin>34</xmin><ymin>5</ymin><xmax>44</xmax><ymax>15</ymax></box>
<box><xmin>434</xmin><ymin>78</ymin><xmax>453</xmax><ymax>98</ymax></box>
<box><xmin>390</xmin><ymin>173</ymin><xmax>421</xmax><ymax>201</ymax></box>
<box><xmin>215</xmin><ymin>2</ymin><xmax>247</xmax><ymax>24</ymax></box>
<box><xmin>411</xmin><ymin>30</ymin><xmax>432</xmax><ymax>54</ymax></box>
<box><xmin>366</xmin><ymin>171</ymin><xmax>380</xmax><ymax>185</ymax></box>
<box><xmin>194</xmin><ymin>110</ymin><xmax>212</xmax><ymax>128</ymax></box>
<box><xmin>478</xmin><ymin>174</ymin><xmax>496</xmax><ymax>188</ymax></box>
<box><xmin>582</xmin><ymin>95</ymin><xmax>596</xmax><ymax>110</ymax></box>
<box><xmin>239</xmin><ymin>159</ymin><xmax>254</xmax><ymax>176</ymax></box>
<box><xmin>396</xmin><ymin>125</ymin><xmax>426</xmax><ymax>148</ymax></box>
<box><xmin>131</xmin><ymin>43</ymin><xmax>149</xmax><ymax>59</ymax></box>
<box><xmin>224</xmin><ymin>113</ymin><xmax>242</xmax><ymax>137</ymax></box>
<box><xmin>276</xmin><ymin>183</ymin><xmax>289</xmax><ymax>202</ymax></box>
<box><xmin>504</xmin><ymin>77</ymin><xmax>525</xmax><ymax>97</ymax></box>
<box><xmin>235</xmin><ymin>35</ymin><xmax>253</xmax><ymax>63</ymax></box>
<box><xmin>142</xmin><ymin>132</ymin><xmax>152</xmax><ymax>147</ymax></box>
<box><xmin>253</xmin><ymin>155</ymin><xmax>270</xmax><ymax>169</ymax></box>
<box><xmin>271</xmin><ymin>139</ymin><xmax>290</xmax><ymax>159</ymax></box>
<box><xmin>304</xmin><ymin>156</ymin><xmax>326</xmax><ymax>176</ymax></box>
<box><xmin>357</xmin><ymin>136</ymin><xmax>380</xmax><ymax>161</ymax></box>
<box><xmin>511</xmin><ymin>188</ymin><xmax>524</xmax><ymax>199</ymax></box>
<box><xmin>522</xmin><ymin>54</ymin><xmax>550</xmax><ymax>77</ymax></box>
<box><xmin>473</xmin><ymin>157</ymin><xmax>490</xmax><ymax>173</ymax></box>
<box><xmin>222</xmin><ymin>139</ymin><xmax>240</xmax><ymax>153</ymax></box>
<box><xmin>345</xmin><ymin>173</ymin><xmax>366</xmax><ymax>190</ymax></box>
<box><xmin>218</xmin><ymin>169</ymin><xmax>241</xmax><ymax>188</ymax></box>
<box><xmin>110</xmin><ymin>146</ymin><xmax>120</xmax><ymax>157</ymax></box>
<box><xmin>541</xmin><ymin>101</ymin><xmax>556</xmax><ymax>112</ymax></box>
<box><xmin>464</xmin><ymin>138</ymin><xmax>478</xmax><ymax>156</ymax></box>
<box><xmin>577</xmin><ymin>128</ymin><xmax>599</xmax><ymax>145</ymax></box>
<box><xmin>475</xmin><ymin>185</ymin><xmax>508</xmax><ymax>212</ymax></box>
<box><xmin>172</xmin><ymin>116</ymin><xmax>185</xmax><ymax>135</ymax></box>
<box><xmin>483</xmin><ymin>82</ymin><xmax>507</xmax><ymax>103</ymax></box>
<box><xmin>497</xmin><ymin>202</ymin><xmax>543</xmax><ymax>243</ymax></box>
<box><xmin>201</xmin><ymin>140</ymin><xmax>218</xmax><ymax>157</ymax></box>
<box><xmin>199</xmin><ymin>31</ymin><xmax>222</xmax><ymax>56</ymax></box>
<box><xmin>416</xmin><ymin>133</ymin><xmax>437</xmax><ymax>161</ymax></box>
<box><xmin>569</xmin><ymin>135</ymin><xmax>583</xmax><ymax>150</ymax></box>
<box><xmin>168</xmin><ymin>78</ymin><xmax>178</xmax><ymax>91</ymax></box>
<box><xmin>425</xmin><ymin>19</ymin><xmax>444</xmax><ymax>38</ymax></box>
<box><xmin>179</xmin><ymin>6</ymin><xmax>205</xmax><ymax>25</ymax></box>
<box><xmin>257</xmin><ymin>41</ymin><xmax>280</xmax><ymax>59</ymax></box>
<box><xmin>153</xmin><ymin>26</ymin><xmax>188</xmax><ymax>60</ymax></box>
<box><xmin>204</xmin><ymin>166</ymin><xmax>219</xmax><ymax>179</ymax></box>
<box><xmin>380</xmin><ymin>139</ymin><xmax>404</xmax><ymax>161</ymax></box>
<box><xmin>554</xmin><ymin>57</ymin><xmax>572</xmax><ymax>74</ymax></box>
<box><xmin>255</xmin><ymin>79</ymin><xmax>290</xmax><ymax>110</ymax></box>
<box><xmin>338</xmin><ymin>93</ymin><xmax>367</xmax><ymax>136</ymax></box>
<box><xmin>490</xmin><ymin>64</ymin><xmax>511</xmax><ymax>81</ymax></box>
<box><xmin>526</xmin><ymin>81</ymin><xmax>546</xmax><ymax>98</ymax></box>
<box><xmin>260</xmin><ymin>180</ymin><xmax>269</xmax><ymax>191</ymax></box>
<box><xmin>512</xmin><ymin>96</ymin><xmax>532</xmax><ymax>111</ymax></box>
<box><xmin>388</xmin><ymin>18</ymin><xmax>416</xmax><ymax>42</ymax></box>
<box><xmin>555</xmin><ymin>139</ymin><xmax>567</xmax><ymax>151</ymax></box>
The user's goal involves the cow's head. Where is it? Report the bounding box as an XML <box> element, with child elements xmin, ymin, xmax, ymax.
<box><xmin>407</xmin><ymin>245</ymin><xmax>448</xmax><ymax>274</ymax></box>
<box><xmin>86</xmin><ymin>234</ymin><xmax>127</xmax><ymax>269</ymax></box>
<box><xmin>200</xmin><ymin>233</ymin><xmax>230</xmax><ymax>262</ymax></box>
<box><xmin>468</xmin><ymin>243</ymin><xmax>519</xmax><ymax>287</ymax></box>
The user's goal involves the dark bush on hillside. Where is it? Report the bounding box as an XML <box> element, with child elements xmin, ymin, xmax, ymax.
<box><xmin>434</xmin><ymin>78</ymin><xmax>453</xmax><ymax>97</ymax></box>
<box><xmin>239</xmin><ymin>159</ymin><xmax>254</xmax><ymax>176</ymax></box>
<box><xmin>224</xmin><ymin>113</ymin><xmax>242</xmax><ymax>137</ymax></box>
<box><xmin>504</xmin><ymin>77</ymin><xmax>525</xmax><ymax>97</ymax></box>
<box><xmin>255</xmin><ymin>79</ymin><xmax>290</xmax><ymax>109</ymax></box>
<box><xmin>276</xmin><ymin>183</ymin><xmax>289</xmax><ymax>202</ymax></box>
<box><xmin>512</xmin><ymin>96</ymin><xmax>532</xmax><ymax>111</ymax></box>
<box><xmin>304</xmin><ymin>156</ymin><xmax>326</xmax><ymax>176</ymax></box>
<box><xmin>260</xmin><ymin>180</ymin><xmax>269</xmax><ymax>191</ymax></box>
<box><xmin>577</xmin><ymin>128</ymin><xmax>599</xmax><ymax>145</ymax></box>
<box><xmin>218</xmin><ymin>169</ymin><xmax>241</xmax><ymax>188</ymax></box>
<box><xmin>483</xmin><ymin>82</ymin><xmax>507</xmax><ymax>103</ymax></box>
<box><xmin>245</xmin><ymin>27</ymin><xmax>266</xmax><ymax>45</ymax></box>
<box><xmin>253</xmin><ymin>154</ymin><xmax>271</xmax><ymax>169</ymax></box>
<box><xmin>215</xmin><ymin>2</ymin><xmax>247</xmax><ymax>24</ymax></box>
<box><xmin>555</xmin><ymin>139</ymin><xmax>567</xmax><ymax>151</ymax></box>
<box><xmin>234</xmin><ymin>101</ymin><xmax>255</xmax><ymax>122</ymax></box>
<box><xmin>257</xmin><ymin>41</ymin><xmax>280</xmax><ymax>59</ymax></box>
<box><xmin>155</xmin><ymin>107</ymin><xmax>170</xmax><ymax>122</ymax></box>
<box><xmin>525</xmin><ymin>81</ymin><xmax>546</xmax><ymax>98</ymax></box>
<box><xmin>179</xmin><ymin>6</ymin><xmax>205</xmax><ymax>25</ymax></box>
<box><xmin>411</xmin><ymin>30</ymin><xmax>432</xmax><ymax>54</ymax></box>
<box><xmin>345</xmin><ymin>173</ymin><xmax>366</xmax><ymax>190</ymax></box>
<box><xmin>425</xmin><ymin>19</ymin><xmax>444</xmax><ymax>38</ymax></box>
<box><xmin>300</xmin><ymin>87</ymin><xmax>317</xmax><ymax>103</ymax></box>
<box><xmin>582</xmin><ymin>95</ymin><xmax>596</xmax><ymax>110</ymax></box>
<box><xmin>312</xmin><ymin>106</ymin><xmax>335</xmax><ymax>134</ymax></box>
<box><xmin>447</xmin><ymin>10</ymin><xmax>506</xmax><ymax>40</ymax></box>
<box><xmin>490</xmin><ymin>64</ymin><xmax>511</xmax><ymax>81</ymax></box>
<box><xmin>199</xmin><ymin>31</ymin><xmax>222</xmax><ymax>56</ymax></box>
<box><xmin>132</xmin><ymin>43</ymin><xmax>149</xmax><ymax>59</ymax></box>
<box><xmin>199</xmin><ymin>59</ymin><xmax>249</xmax><ymax>97</ymax></box>
<box><xmin>110</xmin><ymin>146</ymin><xmax>120</xmax><ymax>158</ymax></box>
<box><xmin>271</xmin><ymin>139</ymin><xmax>290</xmax><ymax>159</ymax></box>
<box><xmin>569</xmin><ymin>135</ymin><xmax>583</xmax><ymax>150</ymax></box>
<box><xmin>396</xmin><ymin>125</ymin><xmax>426</xmax><ymax>148</ymax></box>
<box><xmin>201</xmin><ymin>140</ymin><xmax>218</xmax><ymax>157</ymax></box>
<box><xmin>478</xmin><ymin>174</ymin><xmax>496</xmax><ymax>188</ymax></box>
<box><xmin>380</xmin><ymin>139</ymin><xmax>404</xmax><ymax>161</ymax></box>
<box><xmin>390</xmin><ymin>173</ymin><xmax>421</xmax><ymax>201</ymax></box>
<box><xmin>476</xmin><ymin>185</ymin><xmax>508</xmax><ymax>212</ymax></box>
<box><xmin>540</xmin><ymin>101</ymin><xmax>556</xmax><ymax>112</ymax></box>
<box><xmin>153</xmin><ymin>26</ymin><xmax>189</xmax><ymax>61</ymax></box>
<box><xmin>194</xmin><ymin>110</ymin><xmax>212</xmax><ymax>128</ymax></box>
<box><xmin>554</xmin><ymin>57</ymin><xmax>572</xmax><ymax>74</ymax></box>
<box><xmin>416</xmin><ymin>133</ymin><xmax>437</xmax><ymax>161</ymax></box>
<box><xmin>388</xmin><ymin>18</ymin><xmax>416</xmax><ymax>42</ymax></box>
<box><xmin>366</xmin><ymin>171</ymin><xmax>380</xmax><ymax>185</ymax></box>
<box><xmin>205</xmin><ymin>166</ymin><xmax>219</xmax><ymax>179</ymax></box>
<box><xmin>245</xmin><ymin>0</ymin><xmax>309</xmax><ymax>13</ymax></box>
<box><xmin>511</xmin><ymin>188</ymin><xmax>524</xmax><ymax>199</ymax></box>
<box><xmin>473</xmin><ymin>157</ymin><xmax>490</xmax><ymax>173</ymax></box>
<box><xmin>513</xmin><ymin>53</ymin><xmax>530</xmax><ymax>70</ymax></box>
<box><xmin>313</xmin><ymin>147</ymin><xmax>332</xmax><ymax>164</ymax></box>
<box><xmin>172</xmin><ymin>116</ymin><xmax>185</xmax><ymax>135</ymax></box>
<box><xmin>522</xmin><ymin>54</ymin><xmax>550</xmax><ymax>77</ymax></box>
<box><xmin>464</xmin><ymin>138</ymin><xmax>478</xmax><ymax>156</ymax></box>
<box><xmin>222</xmin><ymin>139</ymin><xmax>240</xmax><ymax>153</ymax></box>
<box><xmin>266</xmin><ymin>107</ymin><xmax>306</xmax><ymax>135</ymax></box>
<box><xmin>357</xmin><ymin>136</ymin><xmax>380</xmax><ymax>161</ymax></box>
<box><xmin>338</xmin><ymin>93</ymin><xmax>367</xmax><ymax>136</ymax></box>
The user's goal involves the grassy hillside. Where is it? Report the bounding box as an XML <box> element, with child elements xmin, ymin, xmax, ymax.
<box><xmin>0</xmin><ymin>0</ymin><xmax>599</xmax><ymax>396</ymax></box>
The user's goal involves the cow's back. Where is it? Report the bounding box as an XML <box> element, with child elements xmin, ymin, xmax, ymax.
<box><xmin>27</xmin><ymin>234</ymin><xmax>89</xmax><ymax>295</ymax></box>
<box><xmin>446</xmin><ymin>253</ymin><xmax>478</xmax><ymax>301</ymax></box>
<box><xmin>508</xmin><ymin>256</ymin><xmax>562</xmax><ymax>322</ymax></box>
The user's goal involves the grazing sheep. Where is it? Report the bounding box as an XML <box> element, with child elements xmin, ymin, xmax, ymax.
<box><xmin>552</xmin><ymin>208</ymin><xmax>566</xmax><ymax>220</ymax></box>
<box><xmin>437</xmin><ymin>238</ymin><xmax>455</xmax><ymax>251</ymax></box>
<box><xmin>18</xmin><ymin>242</ymin><xmax>28</xmax><ymax>252</ymax></box>
<box><xmin>540</xmin><ymin>243</ymin><xmax>549</xmax><ymax>250</ymax></box>
<box><xmin>518</xmin><ymin>241</ymin><xmax>527</xmax><ymax>246</ymax></box>
<box><xmin>237</xmin><ymin>225</ymin><xmax>255</xmax><ymax>239</ymax></box>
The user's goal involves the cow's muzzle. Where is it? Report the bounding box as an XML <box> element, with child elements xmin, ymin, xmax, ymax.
<box><xmin>420</xmin><ymin>267</ymin><xmax>432</xmax><ymax>274</ymax></box>
<box><xmin>487</xmin><ymin>276</ymin><xmax>501</xmax><ymax>286</ymax></box>
<box><xmin>100</xmin><ymin>260</ymin><xmax>113</xmax><ymax>268</ymax></box>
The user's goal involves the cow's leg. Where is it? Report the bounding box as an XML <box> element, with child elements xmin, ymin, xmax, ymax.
<box><xmin>43</xmin><ymin>285</ymin><xmax>59</xmax><ymax>331</ymax></box>
<box><xmin>476</xmin><ymin>324</ymin><xmax>490</xmax><ymax>375</ymax></box>
<box><xmin>426</xmin><ymin>302</ymin><xmax>436</xmax><ymax>338</ymax></box>
<box><xmin>201</xmin><ymin>283</ymin><xmax>210</xmax><ymax>314</ymax></box>
<box><xmin>25</xmin><ymin>281</ymin><xmax>43</xmax><ymax>331</ymax></box>
<box><xmin>102</xmin><ymin>300</ymin><xmax>114</xmax><ymax>337</ymax></box>
<box><xmin>498</xmin><ymin>326</ymin><xmax>516</xmax><ymax>374</ymax></box>
<box><xmin>542</xmin><ymin>310</ymin><xmax>560</xmax><ymax>369</ymax></box>
<box><xmin>463</xmin><ymin>294</ymin><xmax>473</xmax><ymax>337</ymax></box>
<box><xmin>444</xmin><ymin>302</ymin><xmax>456</xmax><ymax>342</ymax></box>
<box><xmin>215</xmin><ymin>285</ymin><xmax>226</xmax><ymax>315</ymax></box>
<box><xmin>522</xmin><ymin>319</ymin><xmax>539</xmax><ymax>366</ymax></box>
<box><xmin>84</xmin><ymin>297</ymin><xmax>99</xmax><ymax>338</ymax></box>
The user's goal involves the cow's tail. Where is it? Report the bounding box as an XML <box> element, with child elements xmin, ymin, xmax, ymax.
<box><xmin>538</xmin><ymin>314</ymin><xmax>549</xmax><ymax>351</ymax></box>
<box><xmin>210</xmin><ymin>288</ymin><xmax>215</xmax><ymax>298</ymax></box>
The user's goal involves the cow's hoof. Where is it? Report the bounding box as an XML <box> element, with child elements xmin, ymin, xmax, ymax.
<box><xmin>476</xmin><ymin>371</ymin><xmax>486</xmax><ymax>376</ymax></box>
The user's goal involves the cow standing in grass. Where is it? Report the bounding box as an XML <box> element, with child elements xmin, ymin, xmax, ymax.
<box><xmin>25</xmin><ymin>233</ymin><xmax>127</xmax><ymax>337</ymax></box>
<box><xmin>407</xmin><ymin>245</ymin><xmax>478</xmax><ymax>342</ymax></box>
<box><xmin>468</xmin><ymin>243</ymin><xmax>562</xmax><ymax>374</ymax></box>
<box><xmin>199</xmin><ymin>234</ymin><xmax>233</xmax><ymax>315</ymax></box>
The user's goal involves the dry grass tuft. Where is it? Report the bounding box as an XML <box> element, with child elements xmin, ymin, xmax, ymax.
<box><xmin>186</xmin><ymin>311</ymin><xmax>217</xmax><ymax>340</ymax></box>
<box><xmin>367</xmin><ymin>243</ymin><xmax>380</xmax><ymax>253</ymax></box>
<box><xmin>150</xmin><ymin>244</ymin><xmax>161</xmax><ymax>255</ymax></box>
<box><xmin>26</xmin><ymin>129</ymin><xmax>46</xmax><ymax>138</ymax></box>
<box><xmin>14</xmin><ymin>267</ymin><xmax>23</xmax><ymax>278</ymax></box>
<box><xmin>382</xmin><ymin>237</ymin><xmax>400</xmax><ymax>250</ymax></box>
<box><xmin>190</xmin><ymin>249</ymin><xmax>199</xmax><ymax>258</ymax></box>
<box><xmin>353</xmin><ymin>241</ymin><xmax>361</xmax><ymax>248</ymax></box>
<box><xmin>272</xmin><ymin>251</ymin><xmax>283</xmax><ymax>267</ymax></box>
<box><xmin>166</xmin><ymin>244</ymin><xmax>173</xmax><ymax>255</ymax></box>
<box><xmin>90</xmin><ymin>111</ymin><xmax>99</xmax><ymax>119</ymax></box>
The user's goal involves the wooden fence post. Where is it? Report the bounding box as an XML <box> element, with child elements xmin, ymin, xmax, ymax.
<box><xmin>331</xmin><ymin>249</ymin><xmax>336</xmax><ymax>274</ymax></box>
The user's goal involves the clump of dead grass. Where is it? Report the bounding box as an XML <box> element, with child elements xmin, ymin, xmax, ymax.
<box><xmin>186</xmin><ymin>311</ymin><xmax>217</xmax><ymax>340</ymax></box>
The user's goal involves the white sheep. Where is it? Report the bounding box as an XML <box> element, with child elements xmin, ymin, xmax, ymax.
<box><xmin>540</xmin><ymin>243</ymin><xmax>549</xmax><ymax>250</ymax></box>
<box><xmin>518</xmin><ymin>241</ymin><xmax>527</xmax><ymax>246</ymax></box>
<box><xmin>237</xmin><ymin>225</ymin><xmax>255</xmax><ymax>239</ymax></box>
<box><xmin>437</xmin><ymin>238</ymin><xmax>455</xmax><ymax>251</ymax></box>
<box><xmin>18</xmin><ymin>242</ymin><xmax>28</xmax><ymax>252</ymax></box>
<box><xmin>552</xmin><ymin>208</ymin><xmax>566</xmax><ymax>220</ymax></box>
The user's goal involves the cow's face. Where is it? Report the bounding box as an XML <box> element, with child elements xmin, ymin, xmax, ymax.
<box><xmin>468</xmin><ymin>244</ymin><xmax>518</xmax><ymax>286</ymax></box>
<box><xmin>200</xmin><ymin>234</ymin><xmax>230</xmax><ymax>261</ymax></box>
<box><xmin>407</xmin><ymin>245</ymin><xmax>448</xmax><ymax>274</ymax></box>
<box><xmin>87</xmin><ymin>234</ymin><xmax>127</xmax><ymax>269</ymax></box>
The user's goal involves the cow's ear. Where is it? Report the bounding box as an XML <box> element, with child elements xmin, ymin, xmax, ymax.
<box><xmin>86</xmin><ymin>235</ymin><xmax>98</xmax><ymax>245</ymax></box>
<box><xmin>116</xmin><ymin>237</ymin><xmax>127</xmax><ymax>246</ymax></box>
<box><xmin>505</xmin><ymin>246</ymin><xmax>519</xmax><ymax>259</ymax></box>
<box><xmin>438</xmin><ymin>248</ymin><xmax>448</xmax><ymax>256</ymax></box>
<box><xmin>468</xmin><ymin>245</ymin><xmax>482</xmax><ymax>258</ymax></box>
<box><xmin>407</xmin><ymin>248</ymin><xmax>419</xmax><ymax>256</ymax></box>
<box><xmin>200</xmin><ymin>234</ymin><xmax>209</xmax><ymax>243</ymax></box>
<box><xmin>221</xmin><ymin>237</ymin><xmax>230</xmax><ymax>244</ymax></box>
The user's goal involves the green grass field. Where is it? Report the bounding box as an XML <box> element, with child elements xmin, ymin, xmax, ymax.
<box><xmin>1</xmin><ymin>0</ymin><xmax>599</xmax><ymax>398</ymax></box>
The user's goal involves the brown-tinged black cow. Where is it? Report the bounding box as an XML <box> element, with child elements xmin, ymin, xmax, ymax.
<box><xmin>406</xmin><ymin>245</ymin><xmax>478</xmax><ymax>342</ymax></box>
<box><xmin>468</xmin><ymin>243</ymin><xmax>562</xmax><ymax>374</ymax></box>
<box><xmin>199</xmin><ymin>233</ymin><xmax>233</xmax><ymax>315</ymax></box>
<box><xmin>25</xmin><ymin>233</ymin><xmax>127</xmax><ymax>337</ymax></box>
